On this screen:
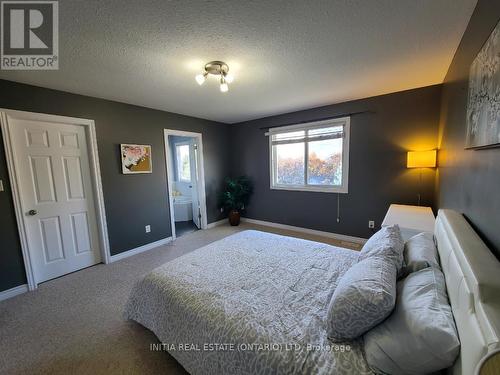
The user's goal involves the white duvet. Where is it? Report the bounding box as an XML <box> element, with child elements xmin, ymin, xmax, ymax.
<box><xmin>124</xmin><ymin>230</ymin><xmax>373</xmax><ymax>375</ymax></box>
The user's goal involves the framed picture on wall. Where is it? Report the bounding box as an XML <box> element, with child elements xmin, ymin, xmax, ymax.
<box><xmin>465</xmin><ymin>19</ymin><xmax>500</xmax><ymax>149</ymax></box>
<box><xmin>121</xmin><ymin>144</ymin><xmax>152</xmax><ymax>174</ymax></box>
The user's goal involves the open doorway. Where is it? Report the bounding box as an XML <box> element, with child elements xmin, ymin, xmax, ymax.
<box><xmin>164</xmin><ymin>130</ymin><xmax>208</xmax><ymax>239</ymax></box>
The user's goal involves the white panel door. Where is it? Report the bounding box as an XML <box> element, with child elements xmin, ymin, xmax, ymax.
<box><xmin>190</xmin><ymin>141</ymin><xmax>200</xmax><ymax>229</ymax></box>
<box><xmin>9</xmin><ymin>118</ymin><xmax>101</xmax><ymax>283</ymax></box>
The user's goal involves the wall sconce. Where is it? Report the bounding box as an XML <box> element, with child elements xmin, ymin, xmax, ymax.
<box><xmin>407</xmin><ymin>150</ymin><xmax>437</xmax><ymax>205</ymax></box>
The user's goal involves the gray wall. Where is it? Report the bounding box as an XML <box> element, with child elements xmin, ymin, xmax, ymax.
<box><xmin>0</xmin><ymin>79</ymin><xmax>230</xmax><ymax>292</ymax></box>
<box><xmin>0</xmin><ymin>136</ymin><xmax>26</xmax><ymax>289</ymax></box>
<box><xmin>230</xmin><ymin>85</ymin><xmax>442</xmax><ymax>239</ymax></box>
<box><xmin>437</xmin><ymin>1</ymin><xmax>500</xmax><ymax>258</ymax></box>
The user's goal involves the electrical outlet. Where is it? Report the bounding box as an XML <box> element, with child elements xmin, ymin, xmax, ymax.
<box><xmin>368</xmin><ymin>220</ymin><xmax>375</xmax><ymax>229</ymax></box>
<box><xmin>220</xmin><ymin>207</ymin><xmax>224</xmax><ymax>213</ymax></box>
<box><xmin>145</xmin><ymin>225</ymin><xmax>151</xmax><ymax>233</ymax></box>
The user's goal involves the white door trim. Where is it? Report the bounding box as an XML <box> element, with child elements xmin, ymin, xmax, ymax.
<box><xmin>0</xmin><ymin>109</ymin><xmax>111</xmax><ymax>291</ymax></box>
<box><xmin>163</xmin><ymin>129</ymin><xmax>208</xmax><ymax>240</ymax></box>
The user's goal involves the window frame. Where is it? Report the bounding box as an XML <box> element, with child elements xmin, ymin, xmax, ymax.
<box><xmin>269</xmin><ymin>117</ymin><xmax>350</xmax><ymax>194</ymax></box>
<box><xmin>175</xmin><ymin>142</ymin><xmax>192</xmax><ymax>183</ymax></box>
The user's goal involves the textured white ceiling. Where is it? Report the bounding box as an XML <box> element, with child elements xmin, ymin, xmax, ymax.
<box><xmin>0</xmin><ymin>0</ymin><xmax>477</xmax><ymax>123</ymax></box>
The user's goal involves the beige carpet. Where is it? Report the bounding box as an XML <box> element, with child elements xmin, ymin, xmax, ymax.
<box><xmin>0</xmin><ymin>222</ymin><xmax>361</xmax><ymax>375</ymax></box>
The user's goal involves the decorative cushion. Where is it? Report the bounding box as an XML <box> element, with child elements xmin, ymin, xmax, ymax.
<box><xmin>359</xmin><ymin>225</ymin><xmax>404</xmax><ymax>273</ymax></box>
<box><xmin>364</xmin><ymin>267</ymin><xmax>460</xmax><ymax>375</ymax></box>
<box><xmin>404</xmin><ymin>232</ymin><xmax>440</xmax><ymax>273</ymax></box>
<box><xmin>326</xmin><ymin>255</ymin><xmax>397</xmax><ymax>341</ymax></box>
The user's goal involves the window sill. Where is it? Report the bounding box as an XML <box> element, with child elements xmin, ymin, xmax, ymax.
<box><xmin>270</xmin><ymin>185</ymin><xmax>348</xmax><ymax>194</ymax></box>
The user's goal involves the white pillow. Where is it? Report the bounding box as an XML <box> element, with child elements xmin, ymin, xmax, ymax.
<box><xmin>404</xmin><ymin>232</ymin><xmax>440</xmax><ymax>272</ymax></box>
<box><xmin>363</xmin><ymin>267</ymin><xmax>460</xmax><ymax>375</ymax></box>
<box><xmin>326</xmin><ymin>255</ymin><xmax>397</xmax><ymax>341</ymax></box>
<box><xmin>359</xmin><ymin>225</ymin><xmax>405</xmax><ymax>274</ymax></box>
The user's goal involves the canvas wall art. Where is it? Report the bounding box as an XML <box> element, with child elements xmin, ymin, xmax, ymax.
<box><xmin>465</xmin><ymin>20</ymin><xmax>500</xmax><ymax>149</ymax></box>
<box><xmin>121</xmin><ymin>144</ymin><xmax>152</xmax><ymax>174</ymax></box>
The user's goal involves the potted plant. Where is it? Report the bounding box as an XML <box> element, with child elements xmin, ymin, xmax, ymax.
<box><xmin>218</xmin><ymin>176</ymin><xmax>253</xmax><ymax>226</ymax></box>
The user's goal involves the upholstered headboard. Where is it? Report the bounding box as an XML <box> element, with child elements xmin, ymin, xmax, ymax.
<box><xmin>435</xmin><ymin>210</ymin><xmax>500</xmax><ymax>375</ymax></box>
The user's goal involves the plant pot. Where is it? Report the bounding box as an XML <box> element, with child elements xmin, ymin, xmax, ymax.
<box><xmin>228</xmin><ymin>210</ymin><xmax>240</xmax><ymax>226</ymax></box>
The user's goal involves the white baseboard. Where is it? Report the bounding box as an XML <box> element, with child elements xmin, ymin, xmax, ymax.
<box><xmin>109</xmin><ymin>237</ymin><xmax>172</xmax><ymax>262</ymax></box>
<box><xmin>207</xmin><ymin>218</ymin><xmax>227</xmax><ymax>229</ymax></box>
<box><xmin>240</xmin><ymin>218</ymin><xmax>367</xmax><ymax>244</ymax></box>
<box><xmin>0</xmin><ymin>284</ymin><xmax>28</xmax><ymax>302</ymax></box>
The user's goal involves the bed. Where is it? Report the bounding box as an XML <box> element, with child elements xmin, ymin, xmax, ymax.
<box><xmin>124</xmin><ymin>210</ymin><xmax>500</xmax><ymax>375</ymax></box>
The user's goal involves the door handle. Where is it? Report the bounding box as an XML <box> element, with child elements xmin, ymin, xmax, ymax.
<box><xmin>28</xmin><ymin>209</ymin><xmax>37</xmax><ymax>216</ymax></box>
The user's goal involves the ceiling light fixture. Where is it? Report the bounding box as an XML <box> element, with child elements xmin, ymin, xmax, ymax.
<box><xmin>195</xmin><ymin>61</ymin><xmax>233</xmax><ymax>93</ymax></box>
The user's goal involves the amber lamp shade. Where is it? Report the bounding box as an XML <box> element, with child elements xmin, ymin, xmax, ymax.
<box><xmin>407</xmin><ymin>150</ymin><xmax>437</xmax><ymax>168</ymax></box>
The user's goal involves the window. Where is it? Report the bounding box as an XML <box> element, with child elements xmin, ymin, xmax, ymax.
<box><xmin>175</xmin><ymin>143</ymin><xmax>191</xmax><ymax>182</ymax></box>
<box><xmin>269</xmin><ymin>117</ymin><xmax>350</xmax><ymax>193</ymax></box>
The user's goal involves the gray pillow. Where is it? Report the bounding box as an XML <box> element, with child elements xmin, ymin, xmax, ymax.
<box><xmin>327</xmin><ymin>255</ymin><xmax>397</xmax><ymax>341</ymax></box>
<box><xmin>399</xmin><ymin>260</ymin><xmax>430</xmax><ymax>279</ymax></box>
<box><xmin>359</xmin><ymin>225</ymin><xmax>404</xmax><ymax>273</ymax></box>
<box><xmin>404</xmin><ymin>232</ymin><xmax>440</xmax><ymax>273</ymax></box>
<box><xmin>364</xmin><ymin>267</ymin><xmax>460</xmax><ymax>375</ymax></box>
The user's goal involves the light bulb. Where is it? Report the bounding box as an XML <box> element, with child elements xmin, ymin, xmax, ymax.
<box><xmin>195</xmin><ymin>73</ymin><xmax>206</xmax><ymax>85</ymax></box>
<box><xmin>225</xmin><ymin>73</ymin><xmax>234</xmax><ymax>83</ymax></box>
<box><xmin>220</xmin><ymin>82</ymin><xmax>229</xmax><ymax>92</ymax></box>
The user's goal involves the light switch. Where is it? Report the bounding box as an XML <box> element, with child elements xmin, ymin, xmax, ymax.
<box><xmin>0</xmin><ymin>179</ymin><xmax>3</xmax><ymax>192</ymax></box>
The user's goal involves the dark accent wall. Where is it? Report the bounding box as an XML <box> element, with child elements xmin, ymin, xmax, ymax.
<box><xmin>231</xmin><ymin>85</ymin><xmax>442</xmax><ymax>239</ymax></box>
<box><xmin>0</xmin><ymin>79</ymin><xmax>230</xmax><ymax>292</ymax></box>
<box><xmin>437</xmin><ymin>1</ymin><xmax>500</xmax><ymax>258</ymax></box>
<box><xmin>0</xmin><ymin>136</ymin><xmax>26</xmax><ymax>289</ymax></box>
